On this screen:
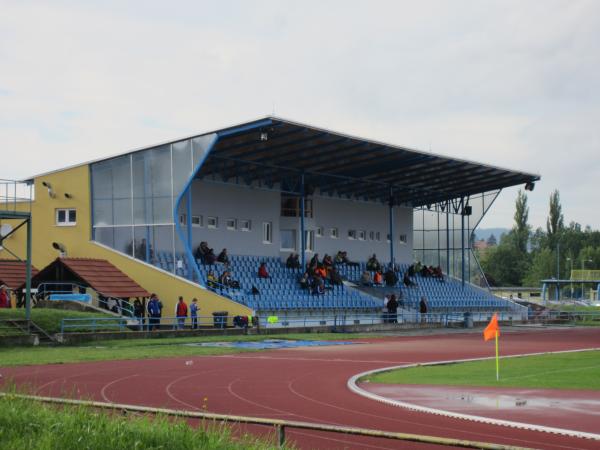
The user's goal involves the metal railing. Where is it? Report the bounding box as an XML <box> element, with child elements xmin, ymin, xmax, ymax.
<box><xmin>0</xmin><ymin>179</ymin><xmax>32</xmax><ymax>212</ymax></box>
<box><xmin>527</xmin><ymin>310</ymin><xmax>600</xmax><ymax>326</ymax></box>
<box><xmin>0</xmin><ymin>393</ymin><xmax>531</xmax><ymax>449</ymax></box>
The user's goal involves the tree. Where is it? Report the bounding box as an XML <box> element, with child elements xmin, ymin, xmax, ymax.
<box><xmin>513</xmin><ymin>190</ymin><xmax>530</xmax><ymax>253</ymax></box>
<box><xmin>486</xmin><ymin>234</ymin><xmax>497</xmax><ymax>246</ymax></box>
<box><xmin>481</xmin><ymin>234</ymin><xmax>529</xmax><ymax>286</ymax></box>
<box><xmin>546</xmin><ymin>190</ymin><xmax>564</xmax><ymax>250</ymax></box>
<box><xmin>523</xmin><ymin>248</ymin><xmax>556</xmax><ymax>286</ymax></box>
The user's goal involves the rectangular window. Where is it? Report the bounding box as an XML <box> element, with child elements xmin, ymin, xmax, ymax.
<box><xmin>280</xmin><ymin>195</ymin><xmax>314</xmax><ymax>218</ymax></box>
<box><xmin>240</xmin><ymin>219</ymin><xmax>251</xmax><ymax>231</ymax></box>
<box><xmin>262</xmin><ymin>222</ymin><xmax>272</xmax><ymax>244</ymax></box>
<box><xmin>191</xmin><ymin>215</ymin><xmax>202</xmax><ymax>227</ymax></box>
<box><xmin>226</xmin><ymin>218</ymin><xmax>237</xmax><ymax>231</ymax></box>
<box><xmin>375</xmin><ymin>231</ymin><xmax>381</xmax><ymax>241</ymax></box>
<box><xmin>280</xmin><ymin>229</ymin><xmax>296</xmax><ymax>251</ymax></box>
<box><xmin>56</xmin><ymin>208</ymin><xmax>77</xmax><ymax>226</ymax></box>
<box><xmin>348</xmin><ymin>229</ymin><xmax>356</xmax><ymax>240</ymax></box>
<box><xmin>207</xmin><ymin>216</ymin><xmax>218</xmax><ymax>229</ymax></box>
<box><xmin>330</xmin><ymin>227</ymin><xmax>339</xmax><ymax>239</ymax></box>
<box><xmin>358</xmin><ymin>230</ymin><xmax>366</xmax><ymax>241</ymax></box>
<box><xmin>369</xmin><ymin>231</ymin><xmax>375</xmax><ymax>241</ymax></box>
<box><xmin>316</xmin><ymin>226</ymin><xmax>323</xmax><ymax>238</ymax></box>
<box><xmin>306</xmin><ymin>230</ymin><xmax>315</xmax><ymax>252</ymax></box>
<box><xmin>399</xmin><ymin>234</ymin><xmax>408</xmax><ymax>244</ymax></box>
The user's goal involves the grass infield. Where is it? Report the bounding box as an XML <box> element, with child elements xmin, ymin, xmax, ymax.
<box><xmin>363</xmin><ymin>350</ymin><xmax>600</xmax><ymax>390</ymax></box>
<box><xmin>0</xmin><ymin>332</ymin><xmax>375</xmax><ymax>367</ymax></box>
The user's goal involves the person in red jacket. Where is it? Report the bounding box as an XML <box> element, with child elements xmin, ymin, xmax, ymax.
<box><xmin>258</xmin><ymin>262</ymin><xmax>269</xmax><ymax>279</ymax></box>
<box><xmin>174</xmin><ymin>296</ymin><xmax>188</xmax><ymax>329</ymax></box>
<box><xmin>0</xmin><ymin>285</ymin><xmax>10</xmax><ymax>308</ymax></box>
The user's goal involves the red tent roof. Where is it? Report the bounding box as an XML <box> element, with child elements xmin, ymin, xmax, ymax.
<box><xmin>31</xmin><ymin>258</ymin><xmax>150</xmax><ymax>298</ymax></box>
<box><xmin>0</xmin><ymin>259</ymin><xmax>39</xmax><ymax>290</ymax></box>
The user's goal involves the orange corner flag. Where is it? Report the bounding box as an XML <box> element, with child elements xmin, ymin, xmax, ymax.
<box><xmin>483</xmin><ymin>313</ymin><xmax>500</xmax><ymax>341</ymax></box>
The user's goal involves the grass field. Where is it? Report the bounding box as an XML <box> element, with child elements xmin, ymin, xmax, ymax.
<box><xmin>0</xmin><ymin>394</ymin><xmax>285</xmax><ymax>450</ymax></box>
<box><xmin>0</xmin><ymin>332</ymin><xmax>374</xmax><ymax>367</ymax></box>
<box><xmin>363</xmin><ymin>350</ymin><xmax>600</xmax><ymax>390</ymax></box>
<box><xmin>0</xmin><ymin>308</ymin><xmax>114</xmax><ymax>335</ymax></box>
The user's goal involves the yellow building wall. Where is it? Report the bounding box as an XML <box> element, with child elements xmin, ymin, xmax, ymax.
<box><xmin>0</xmin><ymin>165</ymin><xmax>252</xmax><ymax>319</ymax></box>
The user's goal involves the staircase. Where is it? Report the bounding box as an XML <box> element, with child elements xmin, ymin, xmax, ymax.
<box><xmin>3</xmin><ymin>319</ymin><xmax>56</xmax><ymax>344</ymax></box>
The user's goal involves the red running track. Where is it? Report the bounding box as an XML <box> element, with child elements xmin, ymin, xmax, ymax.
<box><xmin>2</xmin><ymin>327</ymin><xmax>599</xmax><ymax>449</ymax></box>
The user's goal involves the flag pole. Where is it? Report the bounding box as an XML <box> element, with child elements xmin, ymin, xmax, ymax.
<box><xmin>495</xmin><ymin>330</ymin><xmax>499</xmax><ymax>381</ymax></box>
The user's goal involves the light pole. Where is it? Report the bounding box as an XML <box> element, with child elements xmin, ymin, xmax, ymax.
<box><xmin>566</xmin><ymin>257</ymin><xmax>573</xmax><ymax>299</ymax></box>
<box><xmin>581</xmin><ymin>258</ymin><xmax>593</xmax><ymax>300</ymax></box>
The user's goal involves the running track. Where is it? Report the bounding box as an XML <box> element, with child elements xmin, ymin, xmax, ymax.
<box><xmin>2</xmin><ymin>327</ymin><xmax>599</xmax><ymax>449</ymax></box>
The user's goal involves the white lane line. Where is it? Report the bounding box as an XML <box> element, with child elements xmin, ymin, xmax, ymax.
<box><xmin>348</xmin><ymin>347</ymin><xmax>600</xmax><ymax>442</ymax></box>
<box><xmin>100</xmin><ymin>374</ymin><xmax>139</xmax><ymax>403</ymax></box>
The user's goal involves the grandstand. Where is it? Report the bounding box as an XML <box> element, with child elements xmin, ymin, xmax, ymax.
<box><xmin>0</xmin><ymin>116</ymin><xmax>539</xmax><ymax>323</ymax></box>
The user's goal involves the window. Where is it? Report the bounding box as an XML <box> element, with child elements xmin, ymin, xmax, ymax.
<box><xmin>226</xmin><ymin>218</ymin><xmax>237</xmax><ymax>231</ymax></box>
<box><xmin>56</xmin><ymin>208</ymin><xmax>76</xmax><ymax>226</ymax></box>
<box><xmin>369</xmin><ymin>231</ymin><xmax>375</xmax><ymax>241</ymax></box>
<box><xmin>262</xmin><ymin>222</ymin><xmax>272</xmax><ymax>244</ymax></box>
<box><xmin>240</xmin><ymin>219</ymin><xmax>251</xmax><ymax>231</ymax></box>
<box><xmin>207</xmin><ymin>216</ymin><xmax>218</xmax><ymax>229</ymax></box>
<box><xmin>179</xmin><ymin>214</ymin><xmax>187</xmax><ymax>225</ymax></box>
<box><xmin>280</xmin><ymin>195</ymin><xmax>313</xmax><ymax>218</ymax></box>
<box><xmin>305</xmin><ymin>230</ymin><xmax>315</xmax><ymax>252</ymax></box>
<box><xmin>348</xmin><ymin>229</ymin><xmax>356</xmax><ymax>240</ymax></box>
<box><xmin>280</xmin><ymin>229</ymin><xmax>296</xmax><ymax>250</ymax></box>
<box><xmin>399</xmin><ymin>234</ymin><xmax>408</xmax><ymax>244</ymax></box>
<box><xmin>375</xmin><ymin>231</ymin><xmax>381</xmax><ymax>241</ymax></box>
<box><xmin>330</xmin><ymin>227</ymin><xmax>339</xmax><ymax>239</ymax></box>
<box><xmin>316</xmin><ymin>226</ymin><xmax>323</xmax><ymax>238</ymax></box>
<box><xmin>358</xmin><ymin>230</ymin><xmax>366</xmax><ymax>241</ymax></box>
<box><xmin>191</xmin><ymin>215</ymin><xmax>202</xmax><ymax>227</ymax></box>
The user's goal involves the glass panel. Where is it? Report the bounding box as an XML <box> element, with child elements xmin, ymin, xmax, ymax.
<box><xmin>280</xmin><ymin>229</ymin><xmax>296</xmax><ymax>250</ymax></box>
<box><xmin>148</xmin><ymin>145</ymin><xmax>172</xmax><ymax>224</ymax></box>
<box><xmin>133</xmin><ymin>226</ymin><xmax>152</xmax><ymax>263</ymax></box>
<box><xmin>68</xmin><ymin>210</ymin><xmax>76</xmax><ymax>223</ymax></box>
<box><xmin>151</xmin><ymin>225</ymin><xmax>175</xmax><ymax>272</ymax></box>
<box><xmin>94</xmin><ymin>227</ymin><xmax>114</xmax><ymax>248</ymax></box>
<box><xmin>114</xmin><ymin>226</ymin><xmax>133</xmax><ymax>256</ymax></box>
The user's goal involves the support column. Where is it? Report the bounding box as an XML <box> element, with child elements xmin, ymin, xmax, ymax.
<box><xmin>388</xmin><ymin>187</ymin><xmax>395</xmax><ymax>268</ymax></box>
<box><xmin>186</xmin><ymin>187</ymin><xmax>193</xmax><ymax>281</ymax></box>
<box><xmin>461</xmin><ymin>203</ymin><xmax>465</xmax><ymax>289</ymax></box>
<box><xmin>446</xmin><ymin>201</ymin><xmax>450</xmax><ymax>276</ymax></box>
<box><xmin>25</xmin><ymin>217</ymin><xmax>32</xmax><ymax>325</ymax></box>
<box><xmin>300</xmin><ymin>173</ymin><xmax>306</xmax><ymax>270</ymax></box>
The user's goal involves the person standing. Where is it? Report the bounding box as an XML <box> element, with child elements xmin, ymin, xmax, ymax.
<box><xmin>190</xmin><ymin>298</ymin><xmax>199</xmax><ymax>329</ymax></box>
<box><xmin>0</xmin><ymin>285</ymin><xmax>10</xmax><ymax>308</ymax></box>
<box><xmin>419</xmin><ymin>296</ymin><xmax>428</xmax><ymax>323</ymax></box>
<box><xmin>147</xmin><ymin>294</ymin><xmax>161</xmax><ymax>331</ymax></box>
<box><xmin>174</xmin><ymin>296</ymin><xmax>188</xmax><ymax>330</ymax></box>
<box><xmin>387</xmin><ymin>294</ymin><xmax>399</xmax><ymax>324</ymax></box>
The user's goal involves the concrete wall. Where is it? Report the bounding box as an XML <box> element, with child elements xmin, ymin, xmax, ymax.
<box><xmin>183</xmin><ymin>180</ymin><xmax>413</xmax><ymax>264</ymax></box>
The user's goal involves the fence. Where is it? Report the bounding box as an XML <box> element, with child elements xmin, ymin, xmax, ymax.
<box><xmin>0</xmin><ymin>393</ymin><xmax>531</xmax><ymax>449</ymax></box>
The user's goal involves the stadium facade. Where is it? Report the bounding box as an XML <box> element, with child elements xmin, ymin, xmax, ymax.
<box><xmin>0</xmin><ymin>117</ymin><xmax>539</xmax><ymax>316</ymax></box>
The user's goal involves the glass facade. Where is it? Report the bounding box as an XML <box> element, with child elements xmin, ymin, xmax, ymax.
<box><xmin>90</xmin><ymin>133</ymin><xmax>217</xmax><ymax>277</ymax></box>
<box><xmin>412</xmin><ymin>191</ymin><xmax>500</xmax><ymax>287</ymax></box>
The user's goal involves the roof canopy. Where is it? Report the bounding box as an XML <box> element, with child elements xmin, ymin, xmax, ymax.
<box><xmin>29</xmin><ymin>258</ymin><xmax>150</xmax><ymax>298</ymax></box>
<box><xmin>0</xmin><ymin>260</ymin><xmax>39</xmax><ymax>290</ymax></box>
<box><xmin>199</xmin><ymin>117</ymin><xmax>539</xmax><ymax>207</ymax></box>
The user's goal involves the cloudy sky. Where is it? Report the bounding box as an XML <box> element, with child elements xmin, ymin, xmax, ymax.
<box><xmin>1</xmin><ymin>0</ymin><xmax>599</xmax><ymax>230</ymax></box>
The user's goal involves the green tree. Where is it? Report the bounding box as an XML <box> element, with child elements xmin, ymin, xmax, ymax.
<box><xmin>513</xmin><ymin>190</ymin><xmax>530</xmax><ymax>253</ymax></box>
<box><xmin>481</xmin><ymin>233</ymin><xmax>529</xmax><ymax>286</ymax></box>
<box><xmin>523</xmin><ymin>248</ymin><xmax>556</xmax><ymax>286</ymax></box>
<box><xmin>546</xmin><ymin>190</ymin><xmax>564</xmax><ymax>250</ymax></box>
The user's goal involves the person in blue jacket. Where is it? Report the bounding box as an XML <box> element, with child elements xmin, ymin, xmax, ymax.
<box><xmin>147</xmin><ymin>293</ymin><xmax>163</xmax><ymax>331</ymax></box>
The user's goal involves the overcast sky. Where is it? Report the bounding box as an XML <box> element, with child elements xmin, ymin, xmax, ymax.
<box><xmin>1</xmin><ymin>0</ymin><xmax>599</xmax><ymax>230</ymax></box>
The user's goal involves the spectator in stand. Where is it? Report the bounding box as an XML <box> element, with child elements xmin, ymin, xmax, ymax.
<box><xmin>403</xmin><ymin>272</ymin><xmax>416</xmax><ymax>287</ymax></box>
<box><xmin>373</xmin><ymin>270</ymin><xmax>383</xmax><ymax>286</ymax></box>
<box><xmin>341</xmin><ymin>251</ymin><xmax>360</xmax><ymax>267</ymax></box>
<box><xmin>415</xmin><ymin>261</ymin><xmax>423</xmax><ymax>273</ymax></box>
<box><xmin>315</xmin><ymin>263</ymin><xmax>327</xmax><ymax>281</ymax></box>
<box><xmin>147</xmin><ymin>293</ymin><xmax>162</xmax><ymax>331</ymax></box>
<box><xmin>174</xmin><ymin>296</ymin><xmax>188</xmax><ymax>329</ymax></box>
<box><xmin>419</xmin><ymin>296</ymin><xmax>428</xmax><ymax>322</ymax></box>
<box><xmin>308</xmin><ymin>253</ymin><xmax>319</xmax><ymax>271</ymax></box>
<box><xmin>330</xmin><ymin>267</ymin><xmax>343</xmax><ymax>285</ymax></box>
<box><xmin>190</xmin><ymin>298</ymin><xmax>199</xmax><ymax>329</ymax></box>
<box><xmin>258</xmin><ymin>262</ymin><xmax>270</xmax><ymax>279</ymax></box>
<box><xmin>433</xmin><ymin>265</ymin><xmax>444</xmax><ymax>281</ymax></box>
<box><xmin>387</xmin><ymin>294</ymin><xmax>399</xmax><ymax>323</ymax></box>
<box><xmin>334</xmin><ymin>251</ymin><xmax>345</xmax><ymax>265</ymax></box>
<box><xmin>322</xmin><ymin>254</ymin><xmax>333</xmax><ymax>269</ymax></box>
<box><xmin>219</xmin><ymin>270</ymin><xmax>231</xmax><ymax>286</ymax></box>
<box><xmin>217</xmin><ymin>248</ymin><xmax>230</xmax><ymax>265</ymax></box>
<box><xmin>205</xmin><ymin>248</ymin><xmax>217</xmax><ymax>265</ymax></box>
<box><xmin>384</xmin><ymin>267</ymin><xmax>398</xmax><ymax>286</ymax></box>
<box><xmin>361</xmin><ymin>270</ymin><xmax>373</xmax><ymax>287</ymax></box>
<box><xmin>367</xmin><ymin>254</ymin><xmax>382</xmax><ymax>272</ymax></box>
<box><xmin>311</xmin><ymin>274</ymin><xmax>325</xmax><ymax>295</ymax></box>
<box><xmin>286</xmin><ymin>253</ymin><xmax>300</xmax><ymax>269</ymax></box>
<box><xmin>299</xmin><ymin>271</ymin><xmax>310</xmax><ymax>289</ymax></box>
<box><xmin>0</xmin><ymin>285</ymin><xmax>10</xmax><ymax>308</ymax></box>
<box><xmin>407</xmin><ymin>264</ymin><xmax>416</xmax><ymax>277</ymax></box>
<box><xmin>195</xmin><ymin>241</ymin><xmax>210</xmax><ymax>263</ymax></box>
<box><xmin>206</xmin><ymin>270</ymin><xmax>218</xmax><ymax>289</ymax></box>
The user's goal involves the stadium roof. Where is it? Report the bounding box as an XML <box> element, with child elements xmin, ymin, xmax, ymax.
<box><xmin>28</xmin><ymin>116</ymin><xmax>540</xmax><ymax>207</ymax></box>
